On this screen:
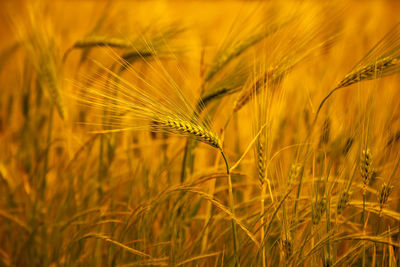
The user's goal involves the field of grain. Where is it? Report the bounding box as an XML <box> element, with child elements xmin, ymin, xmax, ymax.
<box><xmin>1</xmin><ymin>1</ymin><xmax>400</xmax><ymax>266</ymax></box>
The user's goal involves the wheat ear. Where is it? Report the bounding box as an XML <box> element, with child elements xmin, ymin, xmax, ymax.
<box><xmin>158</xmin><ymin>116</ymin><xmax>222</xmax><ymax>150</ymax></box>
<box><xmin>73</xmin><ymin>50</ymin><xmax>230</xmax><ymax>174</ymax></box>
<box><xmin>314</xmin><ymin>23</ymin><xmax>400</xmax><ymax>122</ymax></box>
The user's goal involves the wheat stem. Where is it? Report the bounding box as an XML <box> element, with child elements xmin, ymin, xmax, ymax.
<box><xmin>261</xmin><ymin>182</ymin><xmax>266</xmax><ymax>267</ymax></box>
<box><xmin>221</xmin><ymin>150</ymin><xmax>230</xmax><ymax>175</ymax></box>
<box><xmin>228</xmin><ymin>172</ymin><xmax>239</xmax><ymax>266</ymax></box>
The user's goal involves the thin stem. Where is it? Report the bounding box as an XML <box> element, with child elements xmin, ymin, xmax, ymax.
<box><xmin>374</xmin><ymin>217</ymin><xmax>382</xmax><ymax>265</ymax></box>
<box><xmin>362</xmin><ymin>191</ymin><xmax>366</xmax><ymax>267</ymax></box>
<box><xmin>326</xmin><ymin>194</ymin><xmax>332</xmax><ymax>266</ymax></box>
<box><xmin>180</xmin><ymin>139</ymin><xmax>190</xmax><ymax>182</ymax></box>
<box><xmin>313</xmin><ymin>87</ymin><xmax>339</xmax><ymax>128</ymax></box>
<box><xmin>40</xmin><ymin>104</ymin><xmax>53</xmax><ymax>267</ymax></box>
<box><xmin>228</xmin><ymin>172</ymin><xmax>239</xmax><ymax>266</ymax></box>
<box><xmin>261</xmin><ymin>182</ymin><xmax>266</xmax><ymax>267</ymax></box>
<box><xmin>221</xmin><ymin>150</ymin><xmax>230</xmax><ymax>175</ymax></box>
<box><xmin>221</xmin><ymin>149</ymin><xmax>239</xmax><ymax>266</ymax></box>
<box><xmin>42</xmin><ymin>104</ymin><xmax>54</xmax><ymax>199</ymax></box>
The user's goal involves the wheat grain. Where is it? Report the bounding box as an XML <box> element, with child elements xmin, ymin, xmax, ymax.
<box><xmin>378</xmin><ymin>182</ymin><xmax>394</xmax><ymax>216</ymax></box>
<box><xmin>312</xmin><ymin>198</ymin><xmax>326</xmax><ymax>225</ymax></box>
<box><xmin>337</xmin><ymin>191</ymin><xmax>350</xmax><ymax>214</ymax></box>
<box><xmin>158</xmin><ymin>115</ymin><xmax>221</xmax><ymax>149</ymax></box>
<box><xmin>336</xmin><ymin>56</ymin><xmax>399</xmax><ymax>89</ymax></box>
<box><xmin>256</xmin><ymin>137</ymin><xmax>266</xmax><ymax>185</ymax></box>
<box><xmin>360</xmin><ymin>148</ymin><xmax>373</xmax><ymax>192</ymax></box>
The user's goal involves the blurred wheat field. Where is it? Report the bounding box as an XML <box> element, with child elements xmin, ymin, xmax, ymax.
<box><xmin>1</xmin><ymin>1</ymin><xmax>400</xmax><ymax>266</ymax></box>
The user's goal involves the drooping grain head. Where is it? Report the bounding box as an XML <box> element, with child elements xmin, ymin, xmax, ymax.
<box><xmin>378</xmin><ymin>182</ymin><xmax>394</xmax><ymax>216</ymax></box>
<box><xmin>73</xmin><ymin>52</ymin><xmax>223</xmax><ymax>153</ymax></box>
<box><xmin>337</xmin><ymin>191</ymin><xmax>351</xmax><ymax>214</ymax></box>
<box><xmin>158</xmin><ymin>115</ymin><xmax>222</xmax><ymax>150</ymax></box>
<box><xmin>279</xmin><ymin>238</ymin><xmax>293</xmax><ymax>260</ymax></box>
<box><xmin>342</xmin><ymin>137</ymin><xmax>354</xmax><ymax>155</ymax></box>
<box><xmin>319</xmin><ymin>117</ymin><xmax>331</xmax><ymax>146</ymax></box>
<box><xmin>74</xmin><ymin>36</ymin><xmax>134</xmax><ymax>49</ymax></box>
<box><xmin>256</xmin><ymin>136</ymin><xmax>266</xmax><ymax>185</ymax></box>
<box><xmin>336</xmin><ymin>57</ymin><xmax>399</xmax><ymax>90</ymax></box>
<box><xmin>288</xmin><ymin>163</ymin><xmax>302</xmax><ymax>186</ymax></box>
<box><xmin>312</xmin><ymin>198</ymin><xmax>326</xmax><ymax>225</ymax></box>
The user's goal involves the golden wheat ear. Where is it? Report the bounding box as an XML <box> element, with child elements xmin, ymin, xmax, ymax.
<box><xmin>73</xmin><ymin>49</ymin><xmax>229</xmax><ymax>173</ymax></box>
<box><xmin>315</xmin><ymin>23</ymin><xmax>400</xmax><ymax>118</ymax></box>
<box><xmin>341</xmin><ymin>23</ymin><xmax>400</xmax><ymax>86</ymax></box>
<box><xmin>157</xmin><ymin>115</ymin><xmax>222</xmax><ymax>150</ymax></box>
